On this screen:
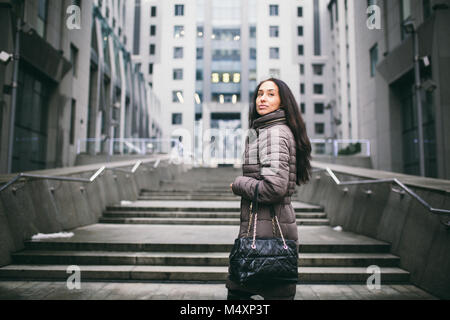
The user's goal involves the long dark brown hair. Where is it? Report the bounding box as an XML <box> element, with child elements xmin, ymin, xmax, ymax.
<box><xmin>249</xmin><ymin>78</ymin><xmax>312</xmax><ymax>185</ymax></box>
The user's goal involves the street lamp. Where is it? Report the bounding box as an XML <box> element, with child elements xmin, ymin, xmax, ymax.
<box><xmin>403</xmin><ymin>20</ymin><xmax>426</xmax><ymax>177</ymax></box>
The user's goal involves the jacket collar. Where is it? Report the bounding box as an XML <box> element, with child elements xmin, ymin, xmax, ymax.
<box><xmin>252</xmin><ymin>109</ymin><xmax>287</xmax><ymax>129</ymax></box>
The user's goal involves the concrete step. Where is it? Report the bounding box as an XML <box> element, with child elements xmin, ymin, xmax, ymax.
<box><xmin>106</xmin><ymin>201</ymin><xmax>325</xmax><ymax>213</ymax></box>
<box><xmin>138</xmin><ymin>195</ymin><xmax>240</xmax><ymax>201</ymax></box>
<box><xmin>12</xmin><ymin>251</ymin><xmax>401</xmax><ymax>267</ymax></box>
<box><xmin>140</xmin><ymin>191</ymin><xmax>234</xmax><ymax>196</ymax></box>
<box><xmin>0</xmin><ymin>265</ymin><xmax>410</xmax><ymax>283</ymax></box>
<box><xmin>23</xmin><ymin>240</ymin><xmax>391</xmax><ymax>254</ymax></box>
<box><xmin>102</xmin><ymin>211</ymin><xmax>328</xmax><ymax>219</ymax></box>
<box><xmin>98</xmin><ymin>217</ymin><xmax>331</xmax><ymax>226</ymax></box>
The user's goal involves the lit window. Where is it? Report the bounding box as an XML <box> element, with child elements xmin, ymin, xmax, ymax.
<box><xmin>233</xmin><ymin>73</ymin><xmax>241</xmax><ymax>83</ymax></box>
<box><xmin>174</xmin><ymin>25</ymin><xmax>185</xmax><ymax>38</ymax></box>
<box><xmin>172</xmin><ymin>91</ymin><xmax>184</xmax><ymax>103</ymax></box>
<box><xmin>212</xmin><ymin>73</ymin><xmax>220</xmax><ymax>83</ymax></box>
<box><xmin>222</xmin><ymin>73</ymin><xmax>230</xmax><ymax>83</ymax></box>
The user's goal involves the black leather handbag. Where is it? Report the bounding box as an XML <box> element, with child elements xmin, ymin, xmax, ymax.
<box><xmin>228</xmin><ymin>183</ymin><xmax>299</xmax><ymax>285</ymax></box>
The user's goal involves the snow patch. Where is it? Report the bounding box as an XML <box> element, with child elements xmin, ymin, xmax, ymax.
<box><xmin>31</xmin><ymin>232</ymin><xmax>74</xmax><ymax>240</ymax></box>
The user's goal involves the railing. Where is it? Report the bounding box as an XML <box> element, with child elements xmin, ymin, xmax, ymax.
<box><xmin>76</xmin><ymin>138</ymin><xmax>177</xmax><ymax>156</ymax></box>
<box><xmin>0</xmin><ymin>158</ymin><xmax>165</xmax><ymax>193</ymax></box>
<box><xmin>312</xmin><ymin>167</ymin><xmax>450</xmax><ymax>227</ymax></box>
<box><xmin>310</xmin><ymin>139</ymin><xmax>371</xmax><ymax>157</ymax></box>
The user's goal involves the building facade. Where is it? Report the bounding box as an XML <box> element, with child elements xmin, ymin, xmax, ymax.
<box><xmin>0</xmin><ymin>0</ymin><xmax>160</xmax><ymax>174</ymax></box>
<box><xmin>328</xmin><ymin>0</ymin><xmax>449</xmax><ymax>178</ymax></box>
<box><xmin>130</xmin><ymin>0</ymin><xmax>332</xmax><ymax>165</ymax></box>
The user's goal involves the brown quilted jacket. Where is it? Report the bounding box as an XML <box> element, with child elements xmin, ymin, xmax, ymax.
<box><xmin>227</xmin><ymin>109</ymin><xmax>299</xmax><ymax>299</ymax></box>
<box><xmin>232</xmin><ymin>109</ymin><xmax>298</xmax><ymax>243</ymax></box>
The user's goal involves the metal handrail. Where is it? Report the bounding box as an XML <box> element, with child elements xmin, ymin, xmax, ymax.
<box><xmin>312</xmin><ymin>167</ymin><xmax>450</xmax><ymax>227</ymax></box>
<box><xmin>107</xmin><ymin>160</ymin><xmax>142</xmax><ymax>174</ymax></box>
<box><xmin>0</xmin><ymin>158</ymin><xmax>167</xmax><ymax>193</ymax></box>
<box><xmin>0</xmin><ymin>166</ymin><xmax>106</xmax><ymax>193</ymax></box>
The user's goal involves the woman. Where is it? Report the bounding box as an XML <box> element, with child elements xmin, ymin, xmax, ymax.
<box><xmin>227</xmin><ymin>78</ymin><xmax>312</xmax><ymax>300</ymax></box>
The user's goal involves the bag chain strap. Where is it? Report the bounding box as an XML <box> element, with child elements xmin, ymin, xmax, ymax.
<box><xmin>247</xmin><ymin>183</ymin><xmax>288</xmax><ymax>250</ymax></box>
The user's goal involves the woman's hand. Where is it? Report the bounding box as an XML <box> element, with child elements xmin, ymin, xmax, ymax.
<box><xmin>230</xmin><ymin>183</ymin><xmax>233</xmax><ymax>192</ymax></box>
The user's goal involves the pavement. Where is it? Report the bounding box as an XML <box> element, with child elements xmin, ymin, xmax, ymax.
<box><xmin>0</xmin><ymin>281</ymin><xmax>436</xmax><ymax>300</ymax></box>
<box><xmin>21</xmin><ymin>223</ymin><xmax>389</xmax><ymax>246</ymax></box>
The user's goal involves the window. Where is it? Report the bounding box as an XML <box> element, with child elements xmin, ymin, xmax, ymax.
<box><xmin>196</xmin><ymin>48</ymin><xmax>203</xmax><ymax>59</ymax></box>
<box><xmin>148</xmin><ymin>63</ymin><xmax>153</xmax><ymax>74</ymax></box>
<box><xmin>149</xmin><ymin>44</ymin><xmax>155</xmax><ymax>55</ymax></box>
<box><xmin>297</xmin><ymin>7</ymin><xmax>303</xmax><ymax>17</ymax></box>
<box><xmin>269</xmin><ymin>69</ymin><xmax>280</xmax><ymax>78</ymax></box>
<box><xmin>298</xmin><ymin>45</ymin><xmax>304</xmax><ymax>56</ymax></box>
<box><xmin>196</xmin><ymin>70</ymin><xmax>203</xmax><ymax>81</ymax></box>
<box><xmin>315</xmin><ymin>123</ymin><xmax>325</xmax><ymax>134</ymax></box>
<box><xmin>297</xmin><ymin>26</ymin><xmax>303</xmax><ymax>36</ymax></box>
<box><xmin>197</xmin><ymin>26</ymin><xmax>204</xmax><ymax>37</ymax></box>
<box><xmin>269</xmin><ymin>26</ymin><xmax>279</xmax><ymax>38</ymax></box>
<box><xmin>174</xmin><ymin>47</ymin><xmax>183</xmax><ymax>59</ymax></box>
<box><xmin>174</xmin><ymin>25</ymin><xmax>185</xmax><ymax>38</ymax></box>
<box><xmin>172</xmin><ymin>91</ymin><xmax>184</xmax><ymax>103</ymax></box>
<box><xmin>313</xmin><ymin>64</ymin><xmax>324</xmax><ymax>75</ymax></box>
<box><xmin>249</xmin><ymin>26</ymin><xmax>256</xmax><ymax>38</ymax></box>
<box><xmin>173</xmin><ymin>68</ymin><xmax>183</xmax><ymax>80</ymax></box>
<box><xmin>150</xmin><ymin>25</ymin><xmax>156</xmax><ymax>36</ymax></box>
<box><xmin>329</xmin><ymin>6</ymin><xmax>334</xmax><ymax>30</ymax></box>
<box><xmin>250</xmin><ymin>48</ymin><xmax>257</xmax><ymax>59</ymax></box>
<box><xmin>400</xmin><ymin>0</ymin><xmax>412</xmax><ymax>39</ymax></box>
<box><xmin>151</xmin><ymin>6</ymin><xmax>157</xmax><ymax>17</ymax></box>
<box><xmin>299</xmin><ymin>64</ymin><xmax>304</xmax><ymax>75</ymax></box>
<box><xmin>315</xmin><ymin>143</ymin><xmax>326</xmax><ymax>154</ymax></box>
<box><xmin>313</xmin><ymin>0</ymin><xmax>321</xmax><ymax>56</ymax></box>
<box><xmin>269</xmin><ymin>47</ymin><xmax>279</xmax><ymax>59</ymax></box>
<box><xmin>269</xmin><ymin>5</ymin><xmax>279</xmax><ymax>16</ymax></box>
<box><xmin>70</xmin><ymin>99</ymin><xmax>76</xmax><ymax>145</ymax></box>
<box><xmin>172</xmin><ymin>113</ymin><xmax>182</xmax><ymax>125</ymax></box>
<box><xmin>300</xmin><ymin>83</ymin><xmax>305</xmax><ymax>94</ymax></box>
<box><xmin>37</xmin><ymin>0</ymin><xmax>48</xmax><ymax>38</ymax></box>
<box><xmin>300</xmin><ymin>103</ymin><xmax>305</xmax><ymax>114</ymax></box>
<box><xmin>423</xmin><ymin>0</ymin><xmax>432</xmax><ymax>20</ymax></box>
<box><xmin>133</xmin><ymin>0</ymin><xmax>141</xmax><ymax>55</ymax></box>
<box><xmin>175</xmin><ymin>4</ymin><xmax>184</xmax><ymax>16</ymax></box>
<box><xmin>314</xmin><ymin>84</ymin><xmax>324</xmax><ymax>94</ymax></box>
<box><xmin>314</xmin><ymin>103</ymin><xmax>325</xmax><ymax>114</ymax></box>
<box><xmin>70</xmin><ymin>44</ymin><xmax>78</xmax><ymax>77</ymax></box>
<box><xmin>370</xmin><ymin>44</ymin><xmax>378</xmax><ymax>77</ymax></box>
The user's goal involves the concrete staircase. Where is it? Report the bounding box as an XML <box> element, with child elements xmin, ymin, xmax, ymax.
<box><xmin>99</xmin><ymin>198</ymin><xmax>330</xmax><ymax>226</ymax></box>
<box><xmin>0</xmin><ymin>168</ymin><xmax>411</xmax><ymax>284</ymax></box>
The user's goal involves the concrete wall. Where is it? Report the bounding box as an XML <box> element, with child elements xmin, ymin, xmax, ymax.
<box><xmin>0</xmin><ymin>157</ymin><xmax>184</xmax><ymax>267</ymax></box>
<box><xmin>312</xmin><ymin>155</ymin><xmax>373</xmax><ymax>169</ymax></box>
<box><xmin>296</xmin><ymin>161</ymin><xmax>450</xmax><ymax>299</ymax></box>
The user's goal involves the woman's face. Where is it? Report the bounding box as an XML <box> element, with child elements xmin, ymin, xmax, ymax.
<box><xmin>256</xmin><ymin>81</ymin><xmax>281</xmax><ymax>116</ymax></box>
